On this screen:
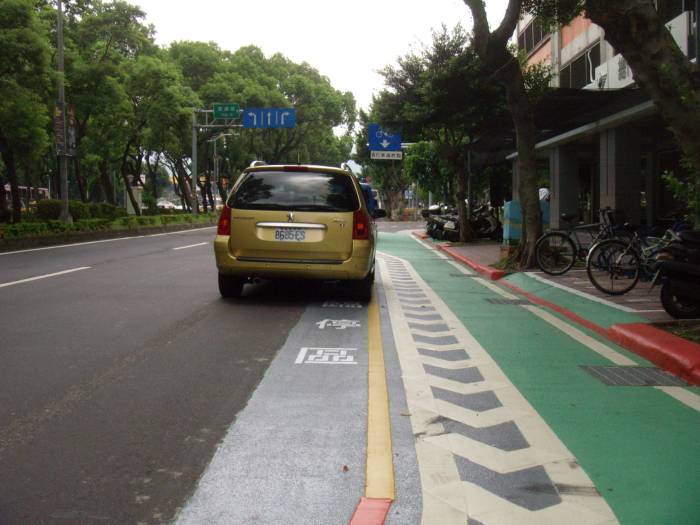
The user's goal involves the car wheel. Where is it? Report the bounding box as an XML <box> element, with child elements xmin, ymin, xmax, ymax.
<box><xmin>353</xmin><ymin>268</ymin><xmax>374</xmax><ymax>302</ymax></box>
<box><xmin>218</xmin><ymin>273</ymin><xmax>244</xmax><ymax>298</ymax></box>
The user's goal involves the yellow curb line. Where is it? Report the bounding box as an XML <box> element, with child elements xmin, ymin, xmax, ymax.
<box><xmin>365</xmin><ymin>288</ymin><xmax>395</xmax><ymax>500</ymax></box>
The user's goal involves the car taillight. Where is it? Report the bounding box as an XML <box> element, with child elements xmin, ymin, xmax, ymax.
<box><xmin>353</xmin><ymin>209</ymin><xmax>370</xmax><ymax>240</ymax></box>
<box><xmin>283</xmin><ymin>166</ymin><xmax>308</xmax><ymax>172</ymax></box>
<box><xmin>217</xmin><ymin>205</ymin><xmax>231</xmax><ymax>235</ymax></box>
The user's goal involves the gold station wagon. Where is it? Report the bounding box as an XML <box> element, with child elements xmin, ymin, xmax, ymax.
<box><xmin>214</xmin><ymin>162</ymin><xmax>386</xmax><ymax>299</ymax></box>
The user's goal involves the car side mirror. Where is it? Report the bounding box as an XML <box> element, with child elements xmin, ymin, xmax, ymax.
<box><xmin>372</xmin><ymin>209</ymin><xmax>387</xmax><ymax>219</ymax></box>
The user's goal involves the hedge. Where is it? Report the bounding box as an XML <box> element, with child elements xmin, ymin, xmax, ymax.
<box><xmin>36</xmin><ymin>200</ymin><xmax>126</xmax><ymax>221</ymax></box>
<box><xmin>0</xmin><ymin>212</ymin><xmax>217</xmax><ymax>240</ymax></box>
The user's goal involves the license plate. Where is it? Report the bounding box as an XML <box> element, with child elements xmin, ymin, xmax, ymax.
<box><xmin>274</xmin><ymin>228</ymin><xmax>306</xmax><ymax>242</ymax></box>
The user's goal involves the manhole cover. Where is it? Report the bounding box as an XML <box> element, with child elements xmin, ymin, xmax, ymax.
<box><xmin>485</xmin><ymin>298</ymin><xmax>529</xmax><ymax>305</ymax></box>
<box><xmin>581</xmin><ymin>365</ymin><xmax>687</xmax><ymax>386</ymax></box>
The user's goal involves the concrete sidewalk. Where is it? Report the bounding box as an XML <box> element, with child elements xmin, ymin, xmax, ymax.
<box><xmin>413</xmin><ymin>231</ymin><xmax>700</xmax><ymax>386</ymax></box>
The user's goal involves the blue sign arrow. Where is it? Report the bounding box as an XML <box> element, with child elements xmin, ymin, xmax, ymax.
<box><xmin>243</xmin><ymin>108</ymin><xmax>296</xmax><ymax>129</ymax></box>
<box><xmin>368</xmin><ymin>124</ymin><xmax>401</xmax><ymax>151</ymax></box>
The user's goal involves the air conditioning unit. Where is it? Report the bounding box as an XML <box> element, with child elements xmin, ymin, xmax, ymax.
<box><xmin>585</xmin><ymin>10</ymin><xmax>692</xmax><ymax>90</ymax></box>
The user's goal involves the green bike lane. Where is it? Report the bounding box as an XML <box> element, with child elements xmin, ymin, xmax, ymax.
<box><xmin>378</xmin><ymin>232</ymin><xmax>700</xmax><ymax>525</ymax></box>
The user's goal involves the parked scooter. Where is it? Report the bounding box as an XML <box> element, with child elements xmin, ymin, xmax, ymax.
<box><xmin>471</xmin><ymin>204</ymin><xmax>502</xmax><ymax>239</ymax></box>
<box><xmin>656</xmin><ymin>230</ymin><xmax>700</xmax><ymax>319</ymax></box>
<box><xmin>424</xmin><ymin>205</ymin><xmax>456</xmax><ymax>240</ymax></box>
<box><xmin>423</xmin><ymin>203</ymin><xmax>502</xmax><ymax>241</ymax></box>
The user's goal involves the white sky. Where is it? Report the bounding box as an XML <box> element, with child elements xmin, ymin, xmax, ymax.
<box><xmin>133</xmin><ymin>0</ymin><xmax>509</xmax><ymax>112</ymax></box>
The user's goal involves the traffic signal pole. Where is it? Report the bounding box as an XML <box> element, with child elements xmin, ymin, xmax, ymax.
<box><xmin>56</xmin><ymin>0</ymin><xmax>72</xmax><ymax>224</ymax></box>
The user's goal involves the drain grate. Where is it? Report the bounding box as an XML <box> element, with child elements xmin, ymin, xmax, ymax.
<box><xmin>485</xmin><ymin>298</ymin><xmax>529</xmax><ymax>305</ymax></box>
<box><xmin>581</xmin><ymin>365</ymin><xmax>688</xmax><ymax>386</ymax></box>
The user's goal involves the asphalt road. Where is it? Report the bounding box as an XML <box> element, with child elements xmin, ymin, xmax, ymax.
<box><xmin>0</xmin><ymin>227</ymin><xmax>316</xmax><ymax>524</ymax></box>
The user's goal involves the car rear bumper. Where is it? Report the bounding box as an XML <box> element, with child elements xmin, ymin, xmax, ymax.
<box><xmin>214</xmin><ymin>235</ymin><xmax>373</xmax><ymax>280</ymax></box>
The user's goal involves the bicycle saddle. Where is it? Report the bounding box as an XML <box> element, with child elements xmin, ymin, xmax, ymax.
<box><xmin>560</xmin><ymin>213</ymin><xmax>577</xmax><ymax>223</ymax></box>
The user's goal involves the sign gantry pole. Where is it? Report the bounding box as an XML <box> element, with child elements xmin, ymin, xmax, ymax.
<box><xmin>191</xmin><ymin>108</ymin><xmax>198</xmax><ymax>215</ymax></box>
<box><xmin>56</xmin><ymin>0</ymin><xmax>72</xmax><ymax>224</ymax></box>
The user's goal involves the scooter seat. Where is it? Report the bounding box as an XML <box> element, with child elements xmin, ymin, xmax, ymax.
<box><xmin>659</xmin><ymin>260</ymin><xmax>700</xmax><ymax>278</ymax></box>
<box><xmin>679</xmin><ymin>230</ymin><xmax>700</xmax><ymax>245</ymax></box>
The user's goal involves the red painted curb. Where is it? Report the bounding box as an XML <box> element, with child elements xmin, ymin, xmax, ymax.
<box><xmin>412</xmin><ymin>230</ymin><xmax>429</xmax><ymax>240</ymax></box>
<box><xmin>499</xmin><ymin>281</ymin><xmax>700</xmax><ymax>386</ymax></box>
<box><xmin>607</xmin><ymin>323</ymin><xmax>700</xmax><ymax>386</ymax></box>
<box><xmin>348</xmin><ymin>497</ymin><xmax>393</xmax><ymax>525</ymax></box>
<box><xmin>499</xmin><ymin>281</ymin><xmax>611</xmax><ymax>339</ymax></box>
<box><xmin>436</xmin><ymin>244</ymin><xmax>506</xmax><ymax>280</ymax></box>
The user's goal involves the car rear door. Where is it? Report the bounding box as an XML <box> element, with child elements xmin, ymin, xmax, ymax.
<box><xmin>228</xmin><ymin>169</ymin><xmax>358</xmax><ymax>263</ymax></box>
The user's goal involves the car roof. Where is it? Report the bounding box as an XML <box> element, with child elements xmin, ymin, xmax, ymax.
<box><xmin>244</xmin><ymin>164</ymin><xmax>354</xmax><ymax>176</ymax></box>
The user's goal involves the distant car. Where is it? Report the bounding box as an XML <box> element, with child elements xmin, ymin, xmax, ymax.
<box><xmin>157</xmin><ymin>199</ymin><xmax>177</xmax><ymax>210</ymax></box>
<box><xmin>214</xmin><ymin>162</ymin><xmax>386</xmax><ymax>299</ymax></box>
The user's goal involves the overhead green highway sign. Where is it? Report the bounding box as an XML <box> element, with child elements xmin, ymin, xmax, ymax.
<box><xmin>212</xmin><ymin>103</ymin><xmax>240</xmax><ymax>120</ymax></box>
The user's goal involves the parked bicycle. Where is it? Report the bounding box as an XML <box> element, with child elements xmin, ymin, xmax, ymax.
<box><xmin>535</xmin><ymin>208</ymin><xmax>618</xmax><ymax>275</ymax></box>
<box><xmin>585</xmin><ymin>226</ymin><xmax>681</xmax><ymax>295</ymax></box>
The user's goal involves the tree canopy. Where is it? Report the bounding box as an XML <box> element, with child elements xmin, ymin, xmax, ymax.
<box><xmin>0</xmin><ymin>0</ymin><xmax>356</xmax><ymax>221</ymax></box>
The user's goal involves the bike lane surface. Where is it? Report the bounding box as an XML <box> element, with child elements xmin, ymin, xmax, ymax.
<box><xmin>378</xmin><ymin>232</ymin><xmax>700</xmax><ymax>525</ymax></box>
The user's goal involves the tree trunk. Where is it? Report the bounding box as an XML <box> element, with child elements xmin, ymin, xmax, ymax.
<box><xmin>0</xmin><ymin>142</ymin><xmax>21</xmax><ymax>222</ymax></box>
<box><xmin>174</xmin><ymin>158</ymin><xmax>193</xmax><ymax>212</ymax></box>
<box><xmin>454</xmin><ymin>166</ymin><xmax>473</xmax><ymax>242</ymax></box>
<box><xmin>586</xmin><ymin>0</ymin><xmax>700</xmax><ymax>219</ymax></box>
<box><xmin>100</xmin><ymin>160</ymin><xmax>115</xmax><ymax>205</ymax></box>
<box><xmin>216</xmin><ymin>179</ymin><xmax>227</xmax><ymax>204</ymax></box>
<box><xmin>463</xmin><ymin>0</ymin><xmax>542</xmax><ymax>266</ymax></box>
<box><xmin>0</xmin><ymin>171</ymin><xmax>9</xmax><ymax>222</ymax></box>
<box><xmin>74</xmin><ymin>157</ymin><xmax>87</xmax><ymax>202</ymax></box>
<box><xmin>504</xmin><ymin>61</ymin><xmax>542</xmax><ymax>267</ymax></box>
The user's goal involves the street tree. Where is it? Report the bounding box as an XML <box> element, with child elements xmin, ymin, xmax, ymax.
<box><xmin>373</xmin><ymin>25</ymin><xmax>506</xmax><ymax>240</ymax></box>
<box><xmin>0</xmin><ymin>0</ymin><xmax>52</xmax><ymax>222</ymax></box>
<box><xmin>404</xmin><ymin>141</ymin><xmax>449</xmax><ymax>201</ymax></box>
<box><xmin>524</xmin><ymin>0</ymin><xmax>700</xmax><ymax>221</ymax></box>
<box><xmin>61</xmin><ymin>0</ymin><xmax>156</xmax><ymax>203</ymax></box>
<box><xmin>462</xmin><ymin>0</ymin><xmax>543</xmax><ymax>264</ymax></box>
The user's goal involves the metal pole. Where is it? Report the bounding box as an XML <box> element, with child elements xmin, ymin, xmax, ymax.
<box><xmin>213</xmin><ymin>138</ymin><xmax>218</xmax><ymax>183</ymax></box>
<box><xmin>57</xmin><ymin>0</ymin><xmax>72</xmax><ymax>223</ymax></box>
<box><xmin>191</xmin><ymin>108</ymin><xmax>198</xmax><ymax>215</ymax></box>
<box><xmin>695</xmin><ymin>0</ymin><xmax>699</xmax><ymax>61</ymax></box>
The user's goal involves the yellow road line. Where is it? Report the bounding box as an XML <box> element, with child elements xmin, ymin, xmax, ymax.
<box><xmin>365</xmin><ymin>288</ymin><xmax>395</xmax><ymax>500</ymax></box>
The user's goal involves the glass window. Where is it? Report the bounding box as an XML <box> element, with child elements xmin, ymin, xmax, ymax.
<box><xmin>230</xmin><ymin>171</ymin><xmax>360</xmax><ymax>212</ymax></box>
<box><xmin>560</xmin><ymin>43</ymin><xmax>600</xmax><ymax>89</ymax></box>
<box><xmin>560</xmin><ymin>64</ymin><xmax>571</xmax><ymax>88</ymax></box>
<box><xmin>657</xmin><ymin>0</ymin><xmax>686</xmax><ymax>24</ymax></box>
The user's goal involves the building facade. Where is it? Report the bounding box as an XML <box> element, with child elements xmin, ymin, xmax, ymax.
<box><xmin>513</xmin><ymin>1</ymin><xmax>697</xmax><ymax>229</ymax></box>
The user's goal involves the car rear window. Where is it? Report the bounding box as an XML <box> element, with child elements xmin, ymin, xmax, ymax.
<box><xmin>229</xmin><ymin>170</ymin><xmax>360</xmax><ymax>212</ymax></box>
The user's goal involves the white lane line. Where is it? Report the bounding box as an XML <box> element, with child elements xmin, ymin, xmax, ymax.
<box><xmin>655</xmin><ymin>387</ymin><xmax>700</xmax><ymax>412</ymax></box>
<box><xmin>523</xmin><ymin>305</ymin><xmax>637</xmax><ymax>366</ymax></box>
<box><xmin>0</xmin><ymin>226</ymin><xmax>216</xmax><ymax>256</ymax></box>
<box><xmin>473</xmin><ymin>277</ymin><xmax>519</xmax><ymax>300</ymax></box>
<box><xmin>410</xmin><ymin>235</ymin><xmax>450</xmax><ymax>259</ymax></box>
<box><xmin>524</xmin><ymin>271</ymin><xmax>639</xmax><ymax>313</ymax></box>
<box><xmin>0</xmin><ymin>267</ymin><xmax>91</xmax><ymax>288</ymax></box>
<box><xmin>173</xmin><ymin>242</ymin><xmax>208</xmax><ymax>251</ymax></box>
<box><xmin>448</xmin><ymin>260</ymin><xmax>474</xmax><ymax>275</ymax></box>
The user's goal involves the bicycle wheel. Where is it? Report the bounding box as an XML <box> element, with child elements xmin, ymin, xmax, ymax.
<box><xmin>535</xmin><ymin>232</ymin><xmax>576</xmax><ymax>275</ymax></box>
<box><xmin>586</xmin><ymin>239</ymin><xmax>640</xmax><ymax>295</ymax></box>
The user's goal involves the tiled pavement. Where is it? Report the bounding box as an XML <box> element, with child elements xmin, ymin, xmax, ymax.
<box><xmin>433</xmin><ymin>239</ymin><xmax>673</xmax><ymax>323</ymax></box>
